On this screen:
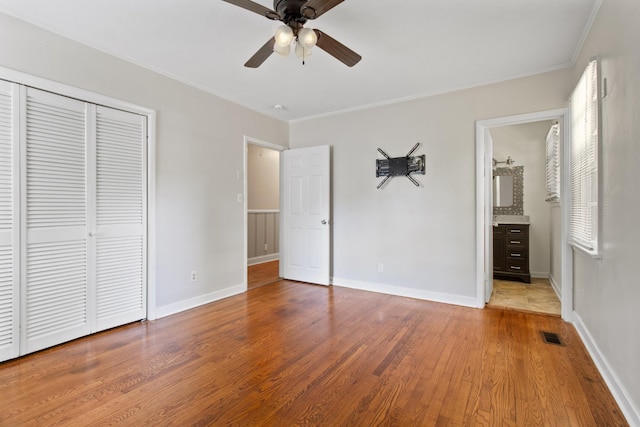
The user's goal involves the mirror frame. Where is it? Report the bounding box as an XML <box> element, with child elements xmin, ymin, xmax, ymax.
<box><xmin>493</xmin><ymin>165</ymin><xmax>524</xmax><ymax>215</ymax></box>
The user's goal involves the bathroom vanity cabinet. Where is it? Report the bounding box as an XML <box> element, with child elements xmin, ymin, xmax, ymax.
<box><xmin>493</xmin><ymin>223</ymin><xmax>531</xmax><ymax>283</ymax></box>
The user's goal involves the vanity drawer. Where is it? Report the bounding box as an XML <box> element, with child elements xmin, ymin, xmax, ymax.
<box><xmin>506</xmin><ymin>226</ymin><xmax>527</xmax><ymax>237</ymax></box>
<box><xmin>507</xmin><ymin>237</ymin><xmax>526</xmax><ymax>246</ymax></box>
<box><xmin>507</xmin><ymin>248</ymin><xmax>527</xmax><ymax>259</ymax></box>
<box><xmin>506</xmin><ymin>260</ymin><xmax>528</xmax><ymax>273</ymax></box>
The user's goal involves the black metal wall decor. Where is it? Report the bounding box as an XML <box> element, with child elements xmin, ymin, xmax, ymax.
<box><xmin>376</xmin><ymin>143</ymin><xmax>425</xmax><ymax>189</ymax></box>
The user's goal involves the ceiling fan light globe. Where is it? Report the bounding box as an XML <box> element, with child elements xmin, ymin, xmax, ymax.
<box><xmin>298</xmin><ymin>27</ymin><xmax>317</xmax><ymax>49</ymax></box>
<box><xmin>274</xmin><ymin>43</ymin><xmax>291</xmax><ymax>57</ymax></box>
<box><xmin>274</xmin><ymin>25</ymin><xmax>294</xmax><ymax>47</ymax></box>
<box><xmin>295</xmin><ymin>42</ymin><xmax>312</xmax><ymax>59</ymax></box>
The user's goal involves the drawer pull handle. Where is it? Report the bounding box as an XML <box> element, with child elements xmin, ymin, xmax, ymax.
<box><xmin>510</xmin><ymin>240</ymin><xmax>521</xmax><ymax>244</ymax></box>
<box><xmin>510</xmin><ymin>229</ymin><xmax>522</xmax><ymax>233</ymax></box>
<box><xmin>510</xmin><ymin>266</ymin><xmax>521</xmax><ymax>270</ymax></box>
<box><xmin>511</xmin><ymin>253</ymin><xmax>521</xmax><ymax>257</ymax></box>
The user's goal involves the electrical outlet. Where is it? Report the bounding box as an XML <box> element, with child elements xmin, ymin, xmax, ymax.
<box><xmin>191</xmin><ymin>270</ymin><xmax>198</xmax><ymax>282</ymax></box>
<box><xmin>264</xmin><ymin>243</ymin><xmax>268</xmax><ymax>252</ymax></box>
<box><xmin>377</xmin><ymin>263</ymin><xmax>384</xmax><ymax>273</ymax></box>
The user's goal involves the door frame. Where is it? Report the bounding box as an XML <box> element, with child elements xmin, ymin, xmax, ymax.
<box><xmin>475</xmin><ymin>108</ymin><xmax>573</xmax><ymax>321</ymax></box>
<box><xmin>243</xmin><ymin>136</ymin><xmax>287</xmax><ymax>289</ymax></box>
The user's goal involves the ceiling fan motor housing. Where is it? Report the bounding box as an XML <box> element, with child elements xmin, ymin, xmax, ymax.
<box><xmin>274</xmin><ymin>0</ymin><xmax>310</xmax><ymax>25</ymax></box>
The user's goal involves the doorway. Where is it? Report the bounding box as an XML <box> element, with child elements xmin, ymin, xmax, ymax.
<box><xmin>486</xmin><ymin>121</ymin><xmax>560</xmax><ymax>315</ymax></box>
<box><xmin>476</xmin><ymin>109</ymin><xmax>573</xmax><ymax>321</ymax></box>
<box><xmin>244</xmin><ymin>138</ymin><xmax>285</xmax><ymax>289</ymax></box>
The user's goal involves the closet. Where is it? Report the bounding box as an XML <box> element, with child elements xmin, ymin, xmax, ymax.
<box><xmin>0</xmin><ymin>80</ymin><xmax>147</xmax><ymax>362</ymax></box>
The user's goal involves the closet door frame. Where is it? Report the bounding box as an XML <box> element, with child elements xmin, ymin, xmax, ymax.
<box><xmin>0</xmin><ymin>65</ymin><xmax>157</xmax><ymax>323</ymax></box>
<box><xmin>0</xmin><ymin>81</ymin><xmax>20</xmax><ymax>360</ymax></box>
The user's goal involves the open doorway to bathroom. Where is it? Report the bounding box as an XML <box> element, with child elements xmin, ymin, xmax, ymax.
<box><xmin>246</xmin><ymin>141</ymin><xmax>284</xmax><ymax>289</ymax></box>
<box><xmin>476</xmin><ymin>108</ymin><xmax>573</xmax><ymax>320</ymax></box>
<box><xmin>487</xmin><ymin>121</ymin><xmax>561</xmax><ymax>315</ymax></box>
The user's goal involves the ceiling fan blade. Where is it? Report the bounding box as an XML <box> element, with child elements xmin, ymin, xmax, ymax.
<box><xmin>245</xmin><ymin>37</ymin><xmax>275</xmax><ymax>68</ymax></box>
<box><xmin>313</xmin><ymin>30</ymin><xmax>361</xmax><ymax>67</ymax></box>
<box><xmin>222</xmin><ymin>0</ymin><xmax>279</xmax><ymax>20</ymax></box>
<box><xmin>301</xmin><ymin>0</ymin><xmax>344</xmax><ymax>19</ymax></box>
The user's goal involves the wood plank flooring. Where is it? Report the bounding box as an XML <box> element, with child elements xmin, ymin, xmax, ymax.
<box><xmin>0</xmin><ymin>281</ymin><xmax>628</xmax><ymax>426</ymax></box>
<box><xmin>247</xmin><ymin>260</ymin><xmax>280</xmax><ymax>289</ymax></box>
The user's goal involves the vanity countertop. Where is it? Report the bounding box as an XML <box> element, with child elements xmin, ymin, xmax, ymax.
<box><xmin>493</xmin><ymin>214</ymin><xmax>530</xmax><ymax>225</ymax></box>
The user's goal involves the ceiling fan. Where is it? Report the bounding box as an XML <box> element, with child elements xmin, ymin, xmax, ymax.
<box><xmin>222</xmin><ymin>0</ymin><xmax>362</xmax><ymax>68</ymax></box>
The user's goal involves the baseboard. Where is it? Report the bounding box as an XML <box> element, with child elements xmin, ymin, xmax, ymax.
<box><xmin>156</xmin><ymin>284</ymin><xmax>246</xmax><ymax>319</ymax></box>
<box><xmin>331</xmin><ymin>277</ymin><xmax>477</xmax><ymax>308</ymax></box>
<box><xmin>548</xmin><ymin>273</ymin><xmax>561</xmax><ymax>299</ymax></box>
<box><xmin>248</xmin><ymin>253</ymin><xmax>279</xmax><ymax>266</ymax></box>
<box><xmin>531</xmin><ymin>271</ymin><xmax>549</xmax><ymax>279</ymax></box>
<box><xmin>572</xmin><ymin>312</ymin><xmax>639</xmax><ymax>427</ymax></box>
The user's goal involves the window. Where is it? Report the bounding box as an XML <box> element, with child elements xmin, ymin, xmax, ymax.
<box><xmin>545</xmin><ymin>122</ymin><xmax>560</xmax><ymax>203</ymax></box>
<box><xmin>569</xmin><ymin>58</ymin><xmax>600</xmax><ymax>254</ymax></box>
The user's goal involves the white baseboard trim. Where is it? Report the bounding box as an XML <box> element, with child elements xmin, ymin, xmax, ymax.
<box><xmin>548</xmin><ymin>273</ymin><xmax>561</xmax><ymax>299</ymax></box>
<box><xmin>248</xmin><ymin>253</ymin><xmax>279</xmax><ymax>266</ymax></box>
<box><xmin>531</xmin><ymin>271</ymin><xmax>550</xmax><ymax>279</ymax></box>
<box><xmin>156</xmin><ymin>284</ymin><xmax>246</xmax><ymax>319</ymax></box>
<box><xmin>572</xmin><ymin>312</ymin><xmax>639</xmax><ymax>427</ymax></box>
<box><xmin>331</xmin><ymin>277</ymin><xmax>477</xmax><ymax>308</ymax></box>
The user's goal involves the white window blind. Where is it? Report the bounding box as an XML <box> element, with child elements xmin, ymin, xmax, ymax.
<box><xmin>569</xmin><ymin>59</ymin><xmax>599</xmax><ymax>253</ymax></box>
<box><xmin>545</xmin><ymin>123</ymin><xmax>560</xmax><ymax>202</ymax></box>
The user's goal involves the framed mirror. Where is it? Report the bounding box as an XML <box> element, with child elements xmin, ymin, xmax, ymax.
<box><xmin>493</xmin><ymin>166</ymin><xmax>524</xmax><ymax>215</ymax></box>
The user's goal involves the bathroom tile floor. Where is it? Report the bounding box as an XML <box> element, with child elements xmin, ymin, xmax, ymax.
<box><xmin>488</xmin><ymin>278</ymin><xmax>561</xmax><ymax>316</ymax></box>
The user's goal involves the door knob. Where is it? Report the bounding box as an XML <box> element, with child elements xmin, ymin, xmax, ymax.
<box><xmin>321</xmin><ymin>220</ymin><xmax>327</xmax><ymax>225</ymax></box>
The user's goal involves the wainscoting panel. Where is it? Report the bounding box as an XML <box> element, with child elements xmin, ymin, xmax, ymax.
<box><xmin>248</xmin><ymin>210</ymin><xmax>279</xmax><ymax>264</ymax></box>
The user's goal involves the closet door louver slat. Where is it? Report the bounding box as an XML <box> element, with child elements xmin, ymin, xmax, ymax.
<box><xmin>23</xmin><ymin>88</ymin><xmax>90</xmax><ymax>354</ymax></box>
<box><xmin>94</xmin><ymin>106</ymin><xmax>146</xmax><ymax>331</ymax></box>
<box><xmin>0</xmin><ymin>81</ymin><xmax>18</xmax><ymax>361</ymax></box>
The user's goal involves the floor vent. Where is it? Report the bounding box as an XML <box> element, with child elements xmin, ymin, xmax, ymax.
<box><xmin>540</xmin><ymin>331</ymin><xmax>564</xmax><ymax>346</ymax></box>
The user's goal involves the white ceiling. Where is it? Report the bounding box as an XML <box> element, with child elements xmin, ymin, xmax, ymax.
<box><xmin>0</xmin><ymin>0</ymin><xmax>598</xmax><ymax>121</ymax></box>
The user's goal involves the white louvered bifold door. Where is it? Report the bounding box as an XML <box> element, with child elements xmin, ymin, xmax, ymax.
<box><xmin>21</xmin><ymin>88</ymin><xmax>90</xmax><ymax>354</ymax></box>
<box><xmin>93</xmin><ymin>106</ymin><xmax>146</xmax><ymax>332</ymax></box>
<box><xmin>0</xmin><ymin>81</ymin><xmax>19</xmax><ymax>361</ymax></box>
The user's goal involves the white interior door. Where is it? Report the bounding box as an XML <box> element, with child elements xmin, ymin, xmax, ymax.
<box><xmin>281</xmin><ymin>145</ymin><xmax>330</xmax><ymax>285</ymax></box>
<box><xmin>485</xmin><ymin>130</ymin><xmax>494</xmax><ymax>303</ymax></box>
<box><xmin>93</xmin><ymin>106</ymin><xmax>147</xmax><ymax>331</ymax></box>
<box><xmin>0</xmin><ymin>80</ymin><xmax>19</xmax><ymax>361</ymax></box>
<box><xmin>21</xmin><ymin>88</ymin><xmax>90</xmax><ymax>354</ymax></box>
<box><xmin>0</xmin><ymin>81</ymin><xmax>148</xmax><ymax>362</ymax></box>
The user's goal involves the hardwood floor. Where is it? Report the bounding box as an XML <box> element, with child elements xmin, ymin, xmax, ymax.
<box><xmin>0</xmin><ymin>281</ymin><xmax>627</xmax><ymax>426</ymax></box>
<box><xmin>247</xmin><ymin>260</ymin><xmax>280</xmax><ymax>289</ymax></box>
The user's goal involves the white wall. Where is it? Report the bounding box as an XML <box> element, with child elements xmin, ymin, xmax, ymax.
<box><xmin>490</xmin><ymin>121</ymin><xmax>553</xmax><ymax>278</ymax></box>
<box><xmin>569</xmin><ymin>0</ymin><xmax>640</xmax><ymax>423</ymax></box>
<box><xmin>290</xmin><ymin>69</ymin><xmax>572</xmax><ymax>305</ymax></box>
<box><xmin>247</xmin><ymin>144</ymin><xmax>279</xmax><ymax>210</ymax></box>
<box><xmin>0</xmin><ymin>13</ymin><xmax>289</xmax><ymax>314</ymax></box>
